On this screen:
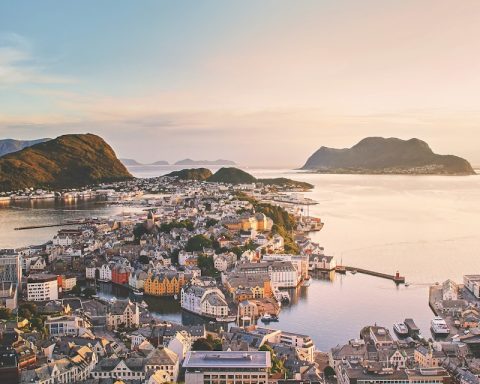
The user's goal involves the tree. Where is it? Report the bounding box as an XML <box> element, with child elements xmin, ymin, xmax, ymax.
<box><xmin>83</xmin><ymin>287</ymin><xmax>97</xmax><ymax>298</ymax></box>
<box><xmin>71</xmin><ymin>285</ymin><xmax>82</xmax><ymax>296</ymax></box>
<box><xmin>197</xmin><ymin>254</ymin><xmax>217</xmax><ymax>277</ymax></box>
<box><xmin>324</xmin><ymin>366</ymin><xmax>336</xmax><ymax>378</ymax></box>
<box><xmin>138</xmin><ymin>255</ymin><xmax>150</xmax><ymax>264</ymax></box>
<box><xmin>0</xmin><ymin>307</ymin><xmax>12</xmax><ymax>320</ymax></box>
<box><xmin>192</xmin><ymin>338</ymin><xmax>213</xmax><ymax>351</ymax></box>
<box><xmin>185</xmin><ymin>235</ymin><xmax>212</xmax><ymax>252</ymax></box>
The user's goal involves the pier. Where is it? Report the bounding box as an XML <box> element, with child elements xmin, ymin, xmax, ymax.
<box><xmin>14</xmin><ymin>221</ymin><xmax>90</xmax><ymax>231</ymax></box>
<box><xmin>342</xmin><ymin>266</ymin><xmax>405</xmax><ymax>284</ymax></box>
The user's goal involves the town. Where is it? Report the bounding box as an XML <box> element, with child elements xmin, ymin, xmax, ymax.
<box><xmin>0</xmin><ymin>175</ymin><xmax>479</xmax><ymax>384</ymax></box>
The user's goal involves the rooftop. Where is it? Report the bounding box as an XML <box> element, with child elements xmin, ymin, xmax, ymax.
<box><xmin>183</xmin><ymin>351</ymin><xmax>271</xmax><ymax>369</ymax></box>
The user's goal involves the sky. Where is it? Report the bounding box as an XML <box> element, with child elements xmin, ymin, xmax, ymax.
<box><xmin>1</xmin><ymin>0</ymin><xmax>480</xmax><ymax>167</ymax></box>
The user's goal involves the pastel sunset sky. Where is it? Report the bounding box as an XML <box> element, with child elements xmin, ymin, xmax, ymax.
<box><xmin>1</xmin><ymin>1</ymin><xmax>479</xmax><ymax>166</ymax></box>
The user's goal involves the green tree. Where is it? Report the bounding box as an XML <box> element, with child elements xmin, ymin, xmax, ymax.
<box><xmin>197</xmin><ymin>254</ymin><xmax>217</xmax><ymax>277</ymax></box>
<box><xmin>0</xmin><ymin>307</ymin><xmax>12</xmax><ymax>320</ymax></box>
<box><xmin>71</xmin><ymin>285</ymin><xmax>82</xmax><ymax>295</ymax></box>
<box><xmin>138</xmin><ymin>255</ymin><xmax>150</xmax><ymax>264</ymax></box>
<box><xmin>192</xmin><ymin>338</ymin><xmax>213</xmax><ymax>351</ymax></box>
<box><xmin>83</xmin><ymin>287</ymin><xmax>97</xmax><ymax>298</ymax></box>
<box><xmin>185</xmin><ymin>235</ymin><xmax>212</xmax><ymax>252</ymax></box>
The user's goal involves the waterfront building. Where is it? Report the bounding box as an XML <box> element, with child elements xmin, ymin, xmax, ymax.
<box><xmin>464</xmin><ymin>275</ymin><xmax>480</xmax><ymax>299</ymax></box>
<box><xmin>98</xmin><ymin>263</ymin><xmax>112</xmax><ymax>282</ymax></box>
<box><xmin>111</xmin><ymin>263</ymin><xmax>131</xmax><ymax>285</ymax></box>
<box><xmin>236</xmin><ymin>261</ymin><xmax>301</xmax><ymax>288</ymax></box>
<box><xmin>27</xmin><ymin>274</ymin><xmax>58</xmax><ymax>302</ymax></box>
<box><xmin>223</xmin><ymin>272</ymin><xmax>272</xmax><ymax>302</ymax></box>
<box><xmin>144</xmin><ymin>270</ymin><xmax>189</xmax><ymax>296</ymax></box>
<box><xmin>129</xmin><ymin>269</ymin><xmax>148</xmax><ymax>290</ymax></box>
<box><xmin>308</xmin><ymin>254</ymin><xmax>337</xmax><ymax>271</ymax></box>
<box><xmin>183</xmin><ymin>351</ymin><xmax>271</xmax><ymax>384</ymax></box>
<box><xmin>181</xmin><ymin>283</ymin><xmax>229</xmax><ymax>319</ymax></box>
<box><xmin>106</xmin><ymin>299</ymin><xmax>140</xmax><ymax>330</ymax></box>
<box><xmin>369</xmin><ymin>326</ymin><xmax>394</xmax><ymax>348</ymax></box>
<box><xmin>442</xmin><ymin>279</ymin><xmax>459</xmax><ymax>301</ymax></box>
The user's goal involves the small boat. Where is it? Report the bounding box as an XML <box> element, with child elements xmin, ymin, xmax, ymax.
<box><xmin>404</xmin><ymin>282</ymin><xmax>410</xmax><ymax>287</ymax></box>
<box><xmin>393</xmin><ymin>322</ymin><xmax>409</xmax><ymax>336</ymax></box>
<box><xmin>174</xmin><ymin>294</ymin><xmax>178</xmax><ymax>300</ymax></box>
<box><xmin>261</xmin><ymin>314</ymin><xmax>273</xmax><ymax>322</ymax></box>
<box><xmin>139</xmin><ymin>300</ymin><xmax>148</xmax><ymax>309</ymax></box>
<box><xmin>350</xmin><ymin>269</ymin><xmax>357</xmax><ymax>275</ymax></box>
<box><xmin>302</xmin><ymin>277</ymin><xmax>312</xmax><ymax>287</ymax></box>
<box><xmin>133</xmin><ymin>290</ymin><xmax>143</xmax><ymax>296</ymax></box>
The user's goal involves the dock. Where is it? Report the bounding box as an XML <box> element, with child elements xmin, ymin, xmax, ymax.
<box><xmin>343</xmin><ymin>266</ymin><xmax>405</xmax><ymax>284</ymax></box>
<box><xmin>14</xmin><ymin>221</ymin><xmax>90</xmax><ymax>231</ymax></box>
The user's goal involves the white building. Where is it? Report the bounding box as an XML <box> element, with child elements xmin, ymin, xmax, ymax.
<box><xmin>129</xmin><ymin>269</ymin><xmax>148</xmax><ymax>290</ymax></box>
<box><xmin>27</xmin><ymin>274</ymin><xmax>58</xmax><ymax>301</ymax></box>
<box><xmin>45</xmin><ymin>315</ymin><xmax>88</xmax><ymax>336</ymax></box>
<box><xmin>183</xmin><ymin>351</ymin><xmax>271</xmax><ymax>384</ymax></box>
<box><xmin>464</xmin><ymin>275</ymin><xmax>480</xmax><ymax>298</ymax></box>
<box><xmin>52</xmin><ymin>234</ymin><xmax>73</xmax><ymax>246</ymax></box>
<box><xmin>85</xmin><ymin>265</ymin><xmax>97</xmax><ymax>280</ymax></box>
<box><xmin>98</xmin><ymin>263</ymin><xmax>112</xmax><ymax>282</ymax></box>
<box><xmin>181</xmin><ymin>284</ymin><xmax>229</xmax><ymax>319</ymax></box>
<box><xmin>308</xmin><ymin>254</ymin><xmax>337</xmax><ymax>271</ymax></box>
<box><xmin>168</xmin><ymin>332</ymin><xmax>192</xmax><ymax>363</ymax></box>
<box><xmin>61</xmin><ymin>275</ymin><xmax>77</xmax><ymax>292</ymax></box>
<box><xmin>442</xmin><ymin>279</ymin><xmax>459</xmax><ymax>301</ymax></box>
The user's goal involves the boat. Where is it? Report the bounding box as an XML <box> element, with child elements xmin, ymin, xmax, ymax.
<box><xmin>139</xmin><ymin>300</ymin><xmax>148</xmax><ymax>309</ymax></box>
<box><xmin>133</xmin><ymin>290</ymin><xmax>143</xmax><ymax>296</ymax></box>
<box><xmin>431</xmin><ymin>317</ymin><xmax>450</xmax><ymax>336</ymax></box>
<box><xmin>215</xmin><ymin>315</ymin><xmax>236</xmax><ymax>322</ymax></box>
<box><xmin>350</xmin><ymin>269</ymin><xmax>357</xmax><ymax>275</ymax></box>
<box><xmin>393</xmin><ymin>322</ymin><xmax>409</xmax><ymax>336</ymax></box>
<box><xmin>405</xmin><ymin>282</ymin><xmax>410</xmax><ymax>287</ymax></box>
<box><xmin>174</xmin><ymin>294</ymin><xmax>178</xmax><ymax>300</ymax></box>
<box><xmin>302</xmin><ymin>277</ymin><xmax>312</xmax><ymax>287</ymax></box>
<box><xmin>261</xmin><ymin>314</ymin><xmax>273</xmax><ymax>322</ymax></box>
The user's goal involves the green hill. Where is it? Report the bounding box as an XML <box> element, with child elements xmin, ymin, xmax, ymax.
<box><xmin>206</xmin><ymin>167</ymin><xmax>313</xmax><ymax>189</ymax></box>
<box><xmin>166</xmin><ymin>168</ymin><xmax>213</xmax><ymax>181</ymax></box>
<box><xmin>0</xmin><ymin>133</ymin><xmax>132</xmax><ymax>191</ymax></box>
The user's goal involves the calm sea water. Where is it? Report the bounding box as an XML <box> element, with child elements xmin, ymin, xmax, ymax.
<box><xmin>2</xmin><ymin>165</ymin><xmax>479</xmax><ymax>350</ymax></box>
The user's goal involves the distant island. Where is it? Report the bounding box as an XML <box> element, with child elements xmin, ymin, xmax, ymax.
<box><xmin>174</xmin><ymin>158</ymin><xmax>236</xmax><ymax>166</ymax></box>
<box><xmin>0</xmin><ymin>134</ymin><xmax>132</xmax><ymax>192</ymax></box>
<box><xmin>0</xmin><ymin>138</ymin><xmax>51</xmax><ymax>157</ymax></box>
<box><xmin>301</xmin><ymin>137</ymin><xmax>475</xmax><ymax>175</ymax></box>
<box><xmin>120</xmin><ymin>159</ymin><xmax>169</xmax><ymax>166</ymax></box>
<box><xmin>167</xmin><ymin>167</ymin><xmax>313</xmax><ymax>189</ymax></box>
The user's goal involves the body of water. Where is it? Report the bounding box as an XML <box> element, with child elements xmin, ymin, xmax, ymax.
<box><xmin>2</xmin><ymin>165</ymin><xmax>479</xmax><ymax>350</ymax></box>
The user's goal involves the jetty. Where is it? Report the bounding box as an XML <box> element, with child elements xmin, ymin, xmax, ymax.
<box><xmin>343</xmin><ymin>266</ymin><xmax>405</xmax><ymax>284</ymax></box>
<box><xmin>14</xmin><ymin>221</ymin><xmax>90</xmax><ymax>231</ymax></box>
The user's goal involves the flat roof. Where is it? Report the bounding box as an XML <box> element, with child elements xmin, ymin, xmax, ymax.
<box><xmin>183</xmin><ymin>351</ymin><xmax>271</xmax><ymax>369</ymax></box>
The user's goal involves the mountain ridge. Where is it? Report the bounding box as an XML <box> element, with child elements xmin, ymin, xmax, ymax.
<box><xmin>0</xmin><ymin>138</ymin><xmax>51</xmax><ymax>157</ymax></box>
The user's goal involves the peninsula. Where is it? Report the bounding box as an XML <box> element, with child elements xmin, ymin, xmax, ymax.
<box><xmin>301</xmin><ymin>137</ymin><xmax>475</xmax><ymax>175</ymax></box>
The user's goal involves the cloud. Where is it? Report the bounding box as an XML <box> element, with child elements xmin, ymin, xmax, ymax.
<box><xmin>0</xmin><ymin>32</ymin><xmax>74</xmax><ymax>85</ymax></box>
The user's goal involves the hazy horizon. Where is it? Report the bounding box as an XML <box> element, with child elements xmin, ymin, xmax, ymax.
<box><xmin>1</xmin><ymin>1</ymin><xmax>480</xmax><ymax>167</ymax></box>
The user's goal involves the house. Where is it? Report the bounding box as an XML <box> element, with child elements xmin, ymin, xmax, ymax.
<box><xmin>145</xmin><ymin>347</ymin><xmax>180</xmax><ymax>383</ymax></box>
<box><xmin>111</xmin><ymin>263</ymin><xmax>130</xmax><ymax>285</ymax></box>
<box><xmin>106</xmin><ymin>300</ymin><xmax>140</xmax><ymax>330</ymax></box>
<box><xmin>308</xmin><ymin>254</ymin><xmax>336</xmax><ymax>271</ymax></box>
<box><xmin>414</xmin><ymin>345</ymin><xmax>446</xmax><ymax>368</ymax></box>
<box><xmin>168</xmin><ymin>332</ymin><xmax>192</xmax><ymax>363</ymax></box>
<box><xmin>213</xmin><ymin>252</ymin><xmax>237</xmax><ymax>272</ymax></box>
